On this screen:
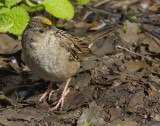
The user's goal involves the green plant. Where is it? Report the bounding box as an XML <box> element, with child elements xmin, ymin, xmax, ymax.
<box><xmin>0</xmin><ymin>0</ymin><xmax>93</xmax><ymax>36</ymax></box>
<box><xmin>0</xmin><ymin>0</ymin><xmax>29</xmax><ymax>36</ymax></box>
<box><xmin>123</xmin><ymin>16</ymin><xmax>142</xmax><ymax>33</ymax></box>
<box><xmin>72</xmin><ymin>0</ymin><xmax>92</xmax><ymax>5</ymax></box>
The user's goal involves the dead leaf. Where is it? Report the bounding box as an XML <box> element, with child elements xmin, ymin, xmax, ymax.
<box><xmin>119</xmin><ymin>22</ymin><xmax>143</xmax><ymax>44</ymax></box>
<box><xmin>77</xmin><ymin>102</ymin><xmax>106</xmax><ymax>126</ymax></box>
<box><xmin>0</xmin><ymin>34</ymin><xmax>21</xmax><ymax>54</ymax></box>
<box><xmin>124</xmin><ymin>60</ymin><xmax>148</xmax><ymax>73</ymax></box>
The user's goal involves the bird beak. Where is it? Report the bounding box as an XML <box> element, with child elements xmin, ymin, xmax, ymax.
<box><xmin>50</xmin><ymin>31</ymin><xmax>56</xmax><ymax>34</ymax></box>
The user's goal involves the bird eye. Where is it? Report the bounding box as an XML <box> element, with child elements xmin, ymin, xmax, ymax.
<box><xmin>39</xmin><ymin>30</ymin><xmax>44</xmax><ymax>33</ymax></box>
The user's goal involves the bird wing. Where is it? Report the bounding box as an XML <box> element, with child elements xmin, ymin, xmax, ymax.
<box><xmin>59</xmin><ymin>37</ymin><xmax>93</xmax><ymax>61</ymax></box>
<box><xmin>56</xmin><ymin>26</ymin><xmax>116</xmax><ymax>61</ymax></box>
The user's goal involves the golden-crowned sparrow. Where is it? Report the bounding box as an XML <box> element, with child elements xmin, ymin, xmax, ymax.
<box><xmin>22</xmin><ymin>16</ymin><xmax>115</xmax><ymax>110</ymax></box>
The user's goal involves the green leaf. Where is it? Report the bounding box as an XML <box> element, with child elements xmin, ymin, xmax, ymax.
<box><xmin>4</xmin><ymin>0</ymin><xmax>22</xmax><ymax>8</ymax></box>
<box><xmin>0</xmin><ymin>6</ymin><xmax>30</xmax><ymax>35</ymax></box>
<box><xmin>72</xmin><ymin>0</ymin><xmax>91</xmax><ymax>4</ymax></box>
<box><xmin>8</xmin><ymin>7</ymin><xmax>30</xmax><ymax>35</ymax></box>
<box><xmin>0</xmin><ymin>23</ymin><xmax>13</xmax><ymax>32</ymax></box>
<box><xmin>123</xmin><ymin>25</ymin><xmax>127</xmax><ymax>31</ymax></box>
<box><xmin>42</xmin><ymin>0</ymin><xmax>74</xmax><ymax>20</ymax></box>
<box><xmin>56</xmin><ymin>24</ymin><xmax>64</xmax><ymax>28</ymax></box>
<box><xmin>131</xmin><ymin>16</ymin><xmax>137</xmax><ymax>19</ymax></box>
<box><xmin>0</xmin><ymin>3</ymin><xmax>4</xmax><ymax>7</ymax></box>
<box><xmin>0</xmin><ymin>13</ymin><xmax>14</xmax><ymax>32</ymax></box>
<box><xmin>0</xmin><ymin>7</ymin><xmax>10</xmax><ymax>14</ymax></box>
<box><xmin>20</xmin><ymin>3</ymin><xmax>43</xmax><ymax>12</ymax></box>
<box><xmin>24</xmin><ymin>0</ymin><xmax>37</xmax><ymax>7</ymax></box>
<box><xmin>137</xmin><ymin>29</ymin><xmax>142</xmax><ymax>33</ymax></box>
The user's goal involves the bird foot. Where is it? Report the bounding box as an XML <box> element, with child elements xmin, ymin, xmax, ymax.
<box><xmin>50</xmin><ymin>78</ymin><xmax>71</xmax><ymax>111</ymax></box>
<box><xmin>39</xmin><ymin>78</ymin><xmax>71</xmax><ymax>111</ymax></box>
<box><xmin>39</xmin><ymin>83</ymin><xmax>53</xmax><ymax>103</ymax></box>
<box><xmin>50</xmin><ymin>88</ymin><xmax>70</xmax><ymax>111</ymax></box>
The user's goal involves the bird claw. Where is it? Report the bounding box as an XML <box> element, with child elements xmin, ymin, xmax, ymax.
<box><xmin>50</xmin><ymin>88</ymin><xmax>70</xmax><ymax>111</ymax></box>
<box><xmin>38</xmin><ymin>83</ymin><xmax>53</xmax><ymax>103</ymax></box>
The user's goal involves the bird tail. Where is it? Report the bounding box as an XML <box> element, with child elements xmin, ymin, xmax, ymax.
<box><xmin>87</xmin><ymin>26</ymin><xmax>116</xmax><ymax>45</ymax></box>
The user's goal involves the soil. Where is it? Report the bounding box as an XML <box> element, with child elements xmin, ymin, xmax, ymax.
<box><xmin>0</xmin><ymin>0</ymin><xmax>160</xmax><ymax>126</ymax></box>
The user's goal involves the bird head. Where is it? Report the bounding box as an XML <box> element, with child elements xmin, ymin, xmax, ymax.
<box><xmin>28</xmin><ymin>16</ymin><xmax>52</xmax><ymax>30</ymax></box>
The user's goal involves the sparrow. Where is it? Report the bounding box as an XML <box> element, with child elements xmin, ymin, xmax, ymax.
<box><xmin>21</xmin><ymin>16</ymin><xmax>115</xmax><ymax>110</ymax></box>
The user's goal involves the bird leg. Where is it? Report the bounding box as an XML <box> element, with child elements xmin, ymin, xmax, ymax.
<box><xmin>39</xmin><ymin>82</ymin><xmax>53</xmax><ymax>102</ymax></box>
<box><xmin>50</xmin><ymin>78</ymin><xmax>71</xmax><ymax>111</ymax></box>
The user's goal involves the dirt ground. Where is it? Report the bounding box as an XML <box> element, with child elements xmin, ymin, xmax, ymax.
<box><xmin>0</xmin><ymin>0</ymin><xmax>160</xmax><ymax>126</ymax></box>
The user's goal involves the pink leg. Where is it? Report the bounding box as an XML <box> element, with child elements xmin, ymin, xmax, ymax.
<box><xmin>50</xmin><ymin>78</ymin><xmax>71</xmax><ymax>111</ymax></box>
<box><xmin>39</xmin><ymin>82</ymin><xmax>53</xmax><ymax>102</ymax></box>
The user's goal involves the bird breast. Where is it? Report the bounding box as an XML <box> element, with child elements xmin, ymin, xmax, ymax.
<box><xmin>22</xmin><ymin>32</ymin><xmax>80</xmax><ymax>81</ymax></box>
